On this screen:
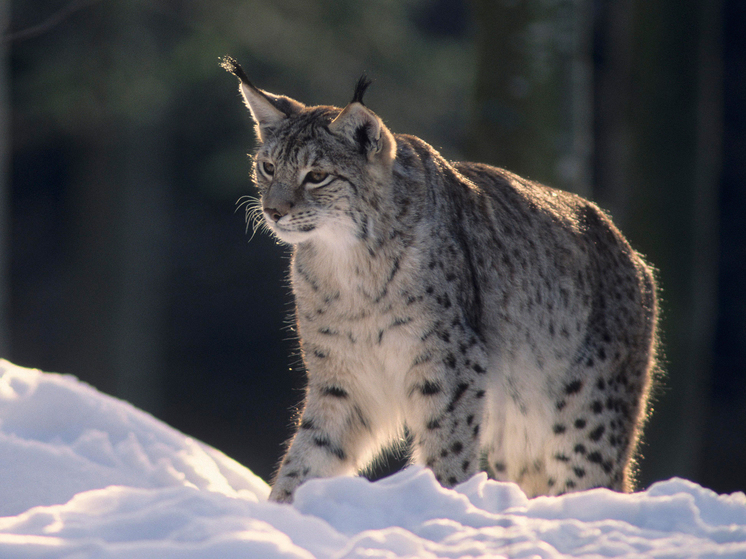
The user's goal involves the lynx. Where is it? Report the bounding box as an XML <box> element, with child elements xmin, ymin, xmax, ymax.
<box><xmin>222</xmin><ymin>57</ymin><xmax>658</xmax><ymax>503</ymax></box>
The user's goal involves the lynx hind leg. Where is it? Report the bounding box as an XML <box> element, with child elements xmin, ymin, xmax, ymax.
<box><xmin>543</xmin><ymin>330</ymin><xmax>655</xmax><ymax>495</ymax></box>
<box><xmin>538</xmin><ymin>253</ymin><xmax>657</xmax><ymax>496</ymax></box>
<box><xmin>482</xmin><ymin>318</ymin><xmax>655</xmax><ymax>496</ymax></box>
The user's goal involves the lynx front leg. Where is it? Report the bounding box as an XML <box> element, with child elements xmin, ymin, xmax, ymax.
<box><xmin>269</xmin><ymin>378</ymin><xmax>375</xmax><ymax>503</ymax></box>
<box><xmin>406</xmin><ymin>347</ymin><xmax>488</xmax><ymax>488</ymax></box>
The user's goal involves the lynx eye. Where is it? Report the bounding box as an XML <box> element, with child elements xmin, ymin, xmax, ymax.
<box><xmin>303</xmin><ymin>170</ymin><xmax>332</xmax><ymax>187</ymax></box>
<box><xmin>260</xmin><ymin>161</ymin><xmax>275</xmax><ymax>177</ymax></box>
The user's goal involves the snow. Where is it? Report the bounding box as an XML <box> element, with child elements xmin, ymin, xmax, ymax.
<box><xmin>1</xmin><ymin>360</ymin><xmax>745</xmax><ymax>558</ymax></box>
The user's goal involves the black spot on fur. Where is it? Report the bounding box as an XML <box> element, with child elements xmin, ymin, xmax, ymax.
<box><xmin>330</xmin><ymin>445</ymin><xmax>347</xmax><ymax>461</ymax></box>
<box><xmin>565</xmin><ymin>380</ymin><xmax>583</xmax><ymax>395</ymax></box>
<box><xmin>591</xmin><ymin>400</ymin><xmax>604</xmax><ymax>414</ymax></box>
<box><xmin>462</xmin><ymin>460</ymin><xmax>471</xmax><ymax>472</ymax></box>
<box><xmin>426</xmin><ymin>418</ymin><xmax>441</xmax><ymax>430</ymax></box>
<box><xmin>574</xmin><ymin>444</ymin><xmax>586</xmax><ymax>454</ymax></box>
<box><xmin>587</xmin><ymin>451</ymin><xmax>604</xmax><ymax>464</ymax></box>
<box><xmin>354</xmin><ymin>406</ymin><xmax>370</xmax><ymax>430</ymax></box>
<box><xmin>447</xmin><ymin>476</ymin><xmax>458</xmax><ymax>486</ymax></box>
<box><xmin>391</xmin><ymin>316</ymin><xmax>412</xmax><ymax>327</ymax></box>
<box><xmin>574</xmin><ymin>418</ymin><xmax>587</xmax><ymax>429</ymax></box>
<box><xmin>296</xmin><ymin>264</ymin><xmax>320</xmax><ymax>292</ymax></box>
<box><xmin>436</xmin><ymin>293</ymin><xmax>452</xmax><ymax>308</ymax></box>
<box><xmin>444</xmin><ymin>353</ymin><xmax>457</xmax><ymax>368</ymax></box>
<box><xmin>589</xmin><ymin>425</ymin><xmax>606</xmax><ymax>442</ymax></box>
<box><xmin>375</xmin><ymin>257</ymin><xmax>401</xmax><ymax>303</ymax></box>
<box><xmin>447</xmin><ymin>382</ymin><xmax>470</xmax><ymax>411</ymax></box>
<box><xmin>313</xmin><ymin>436</ymin><xmax>347</xmax><ymax>461</ymax></box>
<box><xmin>573</xmin><ymin>467</ymin><xmax>586</xmax><ymax>478</ymax></box>
<box><xmin>419</xmin><ymin>381</ymin><xmax>442</xmax><ymax>396</ymax></box>
<box><xmin>322</xmin><ymin>385</ymin><xmax>348</xmax><ymax>398</ymax></box>
<box><xmin>553</xmin><ymin>424</ymin><xmax>567</xmax><ymax>435</ymax></box>
<box><xmin>413</xmin><ymin>352</ymin><xmax>433</xmax><ymax>366</ymax></box>
<box><xmin>451</xmin><ymin>441</ymin><xmax>464</xmax><ymax>455</ymax></box>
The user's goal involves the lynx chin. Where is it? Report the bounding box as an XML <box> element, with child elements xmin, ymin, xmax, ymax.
<box><xmin>222</xmin><ymin>57</ymin><xmax>658</xmax><ymax>503</ymax></box>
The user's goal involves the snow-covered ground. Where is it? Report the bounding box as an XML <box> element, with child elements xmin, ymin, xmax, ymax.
<box><xmin>1</xmin><ymin>360</ymin><xmax>745</xmax><ymax>558</ymax></box>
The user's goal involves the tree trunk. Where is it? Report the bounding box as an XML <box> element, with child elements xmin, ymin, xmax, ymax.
<box><xmin>467</xmin><ymin>0</ymin><xmax>593</xmax><ymax>196</ymax></box>
<box><xmin>57</xmin><ymin>2</ymin><xmax>170</xmax><ymax>413</ymax></box>
<box><xmin>592</xmin><ymin>0</ymin><xmax>635</xmax><ymax>227</ymax></box>
<box><xmin>0</xmin><ymin>0</ymin><xmax>10</xmax><ymax>356</ymax></box>
<box><xmin>111</xmin><ymin>120</ymin><xmax>170</xmax><ymax>413</ymax></box>
<box><xmin>604</xmin><ymin>0</ymin><xmax>721</xmax><ymax>487</ymax></box>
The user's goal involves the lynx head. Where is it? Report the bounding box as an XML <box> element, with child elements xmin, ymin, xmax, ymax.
<box><xmin>222</xmin><ymin>57</ymin><xmax>397</xmax><ymax>247</ymax></box>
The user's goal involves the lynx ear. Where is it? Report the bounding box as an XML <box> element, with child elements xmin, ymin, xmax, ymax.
<box><xmin>328</xmin><ymin>78</ymin><xmax>396</xmax><ymax>163</ymax></box>
<box><xmin>221</xmin><ymin>56</ymin><xmax>304</xmax><ymax>141</ymax></box>
<box><xmin>329</xmin><ymin>103</ymin><xmax>396</xmax><ymax>163</ymax></box>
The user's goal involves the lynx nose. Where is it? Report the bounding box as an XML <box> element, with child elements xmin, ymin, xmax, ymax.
<box><xmin>263</xmin><ymin>183</ymin><xmax>296</xmax><ymax>223</ymax></box>
<box><xmin>263</xmin><ymin>200</ymin><xmax>294</xmax><ymax>223</ymax></box>
<box><xmin>264</xmin><ymin>207</ymin><xmax>284</xmax><ymax>223</ymax></box>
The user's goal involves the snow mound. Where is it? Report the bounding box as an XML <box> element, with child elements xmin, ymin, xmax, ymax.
<box><xmin>0</xmin><ymin>359</ymin><xmax>268</xmax><ymax>518</ymax></box>
<box><xmin>1</xmin><ymin>359</ymin><xmax>745</xmax><ymax>558</ymax></box>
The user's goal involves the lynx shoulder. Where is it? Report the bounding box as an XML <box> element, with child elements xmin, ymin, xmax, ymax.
<box><xmin>222</xmin><ymin>57</ymin><xmax>658</xmax><ymax>503</ymax></box>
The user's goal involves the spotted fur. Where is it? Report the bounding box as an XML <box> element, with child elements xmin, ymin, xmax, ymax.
<box><xmin>223</xmin><ymin>58</ymin><xmax>658</xmax><ymax>503</ymax></box>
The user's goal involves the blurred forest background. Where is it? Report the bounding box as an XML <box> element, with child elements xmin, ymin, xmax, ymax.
<box><xmin>1</xmin><ymin>0</ymin><xmax>744</xmax><ymax>493</ymax></box>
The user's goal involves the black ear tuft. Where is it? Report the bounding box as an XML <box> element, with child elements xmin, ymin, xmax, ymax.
<box><xmin>220</xmin><ymin>56</ymin><xmax>254</xmax><ymax>88</ymax></box>
<box><xmin>351</xmin><ymin>74</ymin><xmax>373</xmax><ymax>105</ymax></box>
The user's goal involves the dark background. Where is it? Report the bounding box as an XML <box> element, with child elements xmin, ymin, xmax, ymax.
<box><xmin>1</xmin><ymin>0</ymin><xmax>744</xmax><ymax>493</ymax></box>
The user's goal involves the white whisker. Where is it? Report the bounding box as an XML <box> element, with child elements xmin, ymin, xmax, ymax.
<box><xmin>235</xmin><ymin>195</ymin><xmax>267</xmax><ymax>242</ymax></box>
